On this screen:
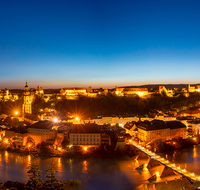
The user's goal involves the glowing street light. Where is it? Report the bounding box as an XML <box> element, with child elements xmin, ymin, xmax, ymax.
<box><xmin>53</xmin><ymin>118</ymin><xmax>58</xmax><ymax>122</ymax></box>
<box><xmin>15</xmin><ymin>111</ymin><xmax>18</xmax><ymax>115</ymax></box>
<box><xmin>75</xmin><ymin>117</ymin><xmax>79</xmax><ymax>121</ymax></box>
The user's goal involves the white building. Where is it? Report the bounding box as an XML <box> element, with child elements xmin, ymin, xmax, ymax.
<box><xmin>69</xmin><ymin>124</ymin><xmax>101</xmax><ymax>146</ymax></box>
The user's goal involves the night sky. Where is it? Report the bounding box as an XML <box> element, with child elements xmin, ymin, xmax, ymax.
<box><xmin>1</xmin><ymin>0</ymin><xmax>200</xmax><ymax>89</ymax></box>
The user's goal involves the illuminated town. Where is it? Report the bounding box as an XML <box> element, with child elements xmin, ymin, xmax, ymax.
<box><xmin>1</xmin><ymin>82</ymin><xmax>200</xmax><ymax>189</ymax></box>
<box><xmin>1</xmin><ymin>0</ymin><xmax>200</xmax><ymax>189</ymax></box>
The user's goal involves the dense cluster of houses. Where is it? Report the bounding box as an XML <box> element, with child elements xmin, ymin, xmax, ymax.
<box><xmin>0</xmin><ymin>115</ymin><xmax>192</xmax><ymax>150</ymax></box>
<box><xmin>0</xmin><ymin>120</ymin><xmax>128</xmax><ymax>150</ymax></box>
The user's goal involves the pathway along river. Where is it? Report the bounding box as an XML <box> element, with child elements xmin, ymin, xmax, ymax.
<box><xmin>0</xmin><ymin>147</ymin><xmax>200</xmax><ymax>190</ymax></box>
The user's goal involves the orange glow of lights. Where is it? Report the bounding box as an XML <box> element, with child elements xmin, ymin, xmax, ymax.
<box><xmin>58</xmin><ymin>158</ymin><xmax>61</xmax><ymax>168</ymax></box>
<box><xmin>27</xmin><ymin>155</ymin><xmax>31</xmax><ymax>165</ymax></box>
<box><xmin>28</xmin><ymin>144</ymin><xmax>31</xmax><ymax>148</ymax></box>
<box><xmin>5</xmin><ymin>151</ymin><xmax>8</xmax><ymax>163</ymax></box>
<box><xmin>138</xmin><ymin>92</ymin><xmax>143</xmax><ymax>96</ymax></box>
<box><xmin>193</xmin><ymin>147</ymin><xmax>197</xmax><ymax>158</ymax></box>
<box><xmin>15</xmin><ymin>111</ymin><xmax>18</xmax><ymax>115</ymax></box>
<box><xmin>83</xmin><ymin>147</ymin><xmax>88</xmax><ymax>151</ymax></box>
<box><xmin>82</xmin><ymin>160</ymin><xmax>88</xmax><ymax>174</ymax></box>
<box><xmin>75</xmin><ymin>117</ymin><xmax>79</xmax><ymax>121</ymax></box>
<box><xmin>53</xmin><ymin>118</ymin><xmax>58</xmax><ymax>122</ymax></box>
<box><xmin>193</xmin><ymin>137</ymin><xmax>197</xmax><ymax>141</ymax></box>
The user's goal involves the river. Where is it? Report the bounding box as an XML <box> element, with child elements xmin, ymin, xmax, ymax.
<box><xmin>1</xmin><ymin>147</ymin><xmax>200</xmax><ymax>190</ymax></box>
<box><xmin>165</xmin><ymin>145</ymin><xmax>200</xmax><ymax>175</ymax></box>
<box><xmin>0</xmin><ymin>151</ymin><xmax>145</xmax><ymax>190</ymax></box>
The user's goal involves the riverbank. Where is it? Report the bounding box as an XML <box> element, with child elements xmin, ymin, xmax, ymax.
<box><xmin>148</xmin><ymin>137</ymin><xmax>197</xmax><ymax>154</ymax></box>
<box><xmin>0</xmin><ymin>142</ymin><xmax>139</xmax><ymax>159</ymax></box>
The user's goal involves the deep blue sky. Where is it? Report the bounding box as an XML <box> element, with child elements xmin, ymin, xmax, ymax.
<box><xmin>0</xmin><ymin>0</ymin><xmax>200</xmax><ymax>89</ymax></box>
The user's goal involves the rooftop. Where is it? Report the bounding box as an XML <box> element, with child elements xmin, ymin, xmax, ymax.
<box><xmin>136</xmin><ymin>120</ymin><xmax>186</xmax><ymax>131</ymax></box>
<box><xmin>71</xmin><ymin>124</ymin><xmax>101</xmax><ymax>134</ymax></box>
<box><xmin>28</xmin><ymin>120</ymin><xmax>54</xmax><ymax>129</ymax></box>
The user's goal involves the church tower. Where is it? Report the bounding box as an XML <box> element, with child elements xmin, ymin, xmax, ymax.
<box><xmin>22</xmin><ymin>82</ymin><xmax>32</xmax><ymax>120</ymax></box>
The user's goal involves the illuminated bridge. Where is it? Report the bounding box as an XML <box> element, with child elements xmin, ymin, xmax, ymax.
<box><xmin>130</xmin><ymin>140</ymin><xmax>200</xmax><ymax>182</ymax></box>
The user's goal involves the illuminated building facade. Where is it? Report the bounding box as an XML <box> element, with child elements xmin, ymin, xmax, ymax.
<box><xmin>133</xmin><ymin>120</ymin><xmax>186</xmax><ymax>143</ymax></box>
<box><xmin>188</xmin><ymin>83</ymin><xmax>200</xmax><ymax>92</ymax></box>
<box><xmin>61</xmin><ymin>87</ymin><xmax>87</xmax><ymax>95</ymax></box>
<box><xmin>22</xmin><ymin>82</ymin><xmax>32</xmax><ymax>116</ymax></box>
<box><xmin>4</xmin><ymin>129</ymin><xmax>28</xmax><ymax>146</ymax></box>
<box><xmin>35</xmin><ymin>86</ymin><xmax>44</xmax><ymax>96</ymax></box>
<box><xmin>154</xmin><ymin>86</ymin><xmax>174</xmax><ymax>97</ymax></box>
<box><xmin>69</xmin><ymin>124</ymin><xmax>101</xmax><ymax>146</ymax></box>
<box><xmin>114</xmin><ymin>86</ymin><xmax>149</xmax><ymax>97</ymax></box>
<box><xmin>27</xmin><ymin>121</ymin><xmax>55</xmax><ymax>145</ymax></box>
<box><xmin>0</xmin><ymin>88</ymin><xmax>18</xmax><ymax>101</ymax></box>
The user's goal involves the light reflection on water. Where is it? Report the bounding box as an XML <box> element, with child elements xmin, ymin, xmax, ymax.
<box><xmin>82</xmin><ymin>160</ymin><xmax>88</xmax><ymax>174</ymax></box>
<box><xmin>162</xmin><ymin>145</ymin><xmax>200</xmax><ymax>175</ymax></box>
<box><xmin>2</xmin><ymin>147</ymin><xmax>200</xmax><ymax>189</ymax></box>
<box><xmin>0</xmin><ymin>151</ymin><xmax>142</xmax><ymax>190</ymax></box>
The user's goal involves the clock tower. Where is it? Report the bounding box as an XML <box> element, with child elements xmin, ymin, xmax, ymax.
<box><xmin>22</xmin><ymin>82</ymin><xmax>32</xmax><ymax>120</ymax></box>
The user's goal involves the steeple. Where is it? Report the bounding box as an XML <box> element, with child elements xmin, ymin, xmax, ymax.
<box><xmin>25</xmin><ymin>81</ymin><xmax>28</xmax><ymax>87</ymax></box>
<box><xmin>25</xmin><ymin>81</ymin><xmax>29</xmax><ymax>92</ymax></box>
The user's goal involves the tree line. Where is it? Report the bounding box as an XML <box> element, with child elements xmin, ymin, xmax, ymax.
<box><xmin>1</xmin><ymin>92</ymin><xmax>200</xmax><ymax>119</ymax></box>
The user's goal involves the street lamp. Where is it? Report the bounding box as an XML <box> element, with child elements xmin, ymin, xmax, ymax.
<box><xmin>53</xmin><ymin>118</ymin><xmax>58</xmax><ymax>122</ymax></box>
<box><xmin>15</xmin><ymin>111</ymin><xmax>18</xmax><ymax>116</ymax></box>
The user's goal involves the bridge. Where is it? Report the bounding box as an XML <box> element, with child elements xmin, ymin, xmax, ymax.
<box><xmin>130</xmin><ymin>140</ymin><xmax>200</xmax><ymax>182</ymax></box>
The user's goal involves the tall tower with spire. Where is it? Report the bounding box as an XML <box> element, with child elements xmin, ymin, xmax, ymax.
<box><xmin>22</xmin><ymin>82</ymin><xmax>32</xmax><ymax>120</ymax></box>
